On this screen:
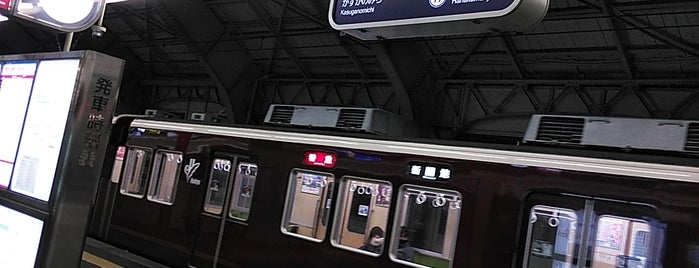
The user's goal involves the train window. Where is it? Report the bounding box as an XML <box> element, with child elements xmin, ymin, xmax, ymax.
<box><xmin>146</xmin><ymin>150</ymin><xmax>182</xmax><ymax>205</ymax></box>
<box><xmin>592</xmin><ymin>216</ymin><xmax>650</xmax><ymax>268</ymax></box>
<box><xmin>389</xmin><ymin>184</ymin><xmax>462</xmax><ymax>268</ymax></box>
<box><xmin>119</xmin><ymin>146</ymin><xmax>153</xmax><ymax>198</ymax></box>
<box><xmin>331</xmin><ymin>177</ymin><xmax>392</xmax><ymax>256</ymax></box>
<box><xmin>228</xmin><ymin>163</ymin><xmax>258</xmax><ymax>221</ymax></box>
<box><xmin>203</xmin><ymin>159</ymin><xmax>232</xmax><ymax>215</ymax></box>
<box><xmin>281</xmin><ymin>169</ymin><xmax>335</xmax><ymax>242</ymax></box>
<box><xmin>523</xmin><ymin>206</ymin><xmax>578</xmax><ymax>268</ymax></box>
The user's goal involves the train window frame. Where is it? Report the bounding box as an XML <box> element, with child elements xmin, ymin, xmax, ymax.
<box><xmin>203</xmin><ymin>158</ymin><xmax>234</xmax><ymax>215</ymax></box>
<box><xmin>330</xmin><ymin>176</ymin><xmax>393</xmax><ymax>257</ymax></box>
<box><xmin>280</xmin><ymin>168</ymin><xmax>336</xmax><ymax>243</ymax></box>
<box><xmin>389</xmin><ymin>184</ymin><xmax>462</xmax><ymax>268</ymax></box>
<box><xmin>119</xmin><ymin>146</ymin><xmax>153</xmax><ymax>199</ymax></box>
<box><xmin>146</xmin><ymin>150</ymin><xmax>183</xmax><ymax>205</ymax></box>
<box><xmin>522</xmin><ymin>205</ymin><xmax>579</xmax><ymax>268</ymax></box>
<box><xmin>227</xmin><ymin>162</ymin><xmax>258</xmax><ymax>221</ymax></box>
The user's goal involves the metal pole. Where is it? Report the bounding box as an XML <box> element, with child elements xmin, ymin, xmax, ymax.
<box><xmin>63</xmin><ymin>32</ymin><xmax>74</xmax><ymax>52</ymax></box>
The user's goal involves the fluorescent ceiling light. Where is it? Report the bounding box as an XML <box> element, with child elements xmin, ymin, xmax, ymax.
<box><xmin>106</xmin><ymin>0</ymin><xmax>128</xmax><ymax>3</ymax></box>
<box><xmin>0</xmin><ymin>14</ymin><xmax>8</xmax><ymax>22</ymax></box>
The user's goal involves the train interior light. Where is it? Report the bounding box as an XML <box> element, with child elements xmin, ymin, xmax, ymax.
<box><xmin>303</xmin><ymin>151</ymin><xmax>336</xmax><ymax>168</ymax></box>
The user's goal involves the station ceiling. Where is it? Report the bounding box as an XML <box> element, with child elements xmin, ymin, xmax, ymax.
<box><xmin>1</xmin><ymin>0</ymin><xmax>698</xmax><ymax>140</ymax></box>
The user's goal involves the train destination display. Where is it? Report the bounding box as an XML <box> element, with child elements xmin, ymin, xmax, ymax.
<box><xmin>0</xmin><ymin>205</ymin><xmax>44</xmax><ymax>268</ymax></box>
<box><xmin>0</xmin><ymin>59</ymin><xmax>81</xmax><ymax>201</ymax></box>
<box><xmin>329</xmin><ymin>0</ymin><xmax>549</xmax><ymax>40</ymax></box>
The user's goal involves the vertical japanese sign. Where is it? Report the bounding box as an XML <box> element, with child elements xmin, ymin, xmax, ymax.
<box><xmin>77</xmin><ymin>76</ymin><xmax>113</xmax><ymax>169</ymax></box>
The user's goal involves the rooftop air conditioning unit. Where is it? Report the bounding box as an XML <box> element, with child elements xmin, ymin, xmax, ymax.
<box><xmin>263</xmin><ymin>104</ymin><xmax>418</xmax><ymax>137</ymax></box>
<box><xmin>144</xmin><ymin>109</ymin><xmax>178</xmax><ymax>119</ymax></box>
<box><xmin>189</xmin><ymin>112</ymin><xmax>227</xmax><ymax>123</ymax></box>
<box><xmin>523</xmin><ymin>114</ymin><xmax>699</xmax><ymax>153</ymax></box>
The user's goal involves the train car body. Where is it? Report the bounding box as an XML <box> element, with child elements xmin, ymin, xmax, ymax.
<box><xmin>90</xmin><ymin>118</ymin><xmax>699</xmax><ymax>268</ymax></box>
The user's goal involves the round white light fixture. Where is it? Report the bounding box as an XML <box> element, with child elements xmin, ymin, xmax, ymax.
<box><xmin>40</xmin><ymin>0</ymin><xmax>95</xmax><ymax>24</ymax></box>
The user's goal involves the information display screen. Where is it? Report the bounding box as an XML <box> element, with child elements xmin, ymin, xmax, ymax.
<box><xmin>0</xmin><ymin>59</ymin><xmax>80</xmax><ymax>201</ymax></box>
<box><xmin>331</xmin><ymin>0</ymin><xmax>517</xmax><ymax>26</ymax></box>
<box><xmin>0</xmin><ymin>62</ymin><xmax>37</xmax><ymax>190</ymax></box>
<box><xmin>0</xmin><ymin>204</ymin><xmax>44</xmax><ymax>268</ymax></box>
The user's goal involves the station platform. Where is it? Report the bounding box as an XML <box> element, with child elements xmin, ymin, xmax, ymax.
<box><xmin>81</xmin><ymin>237</ymin><xmax>169</xmax><ymax>268</ymax></box>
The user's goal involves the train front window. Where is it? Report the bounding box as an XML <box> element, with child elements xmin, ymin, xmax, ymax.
<box><xmin>146</xmin><ymin>150</ymin><xmax>182</xmax><ymax>205</ymax></box>
<box><xmin>331</xmin><ymin>177</ymin><xmax>392</xmax><ymax>256</ymax></box>
<box><xmin>523</xmin><ymin>206</ymin><xmax>578</xmax><ymax>268</ymax></box>
<box><xmin>281</xmin><ymin>169</ymin><xmax>335</xmax><ymax>242</ymax></box>
<box><xmin>203</xmin><ymin>159</ymin><xmax>232</xmax><ymax>215</ymax></box>
<box><xmin>228</xmin><ymin>163</ymin><xmax>258</xmax><ymax>221</ymax></box>
<box><xmin>119</xmin><ymin>146</ymin><xmax>152</xmax><ymax>198</ymax></box>
<box><xmin>390</xmin><ymin>185</ymin><xmax>462</xmax><ymax>268</ymax></box>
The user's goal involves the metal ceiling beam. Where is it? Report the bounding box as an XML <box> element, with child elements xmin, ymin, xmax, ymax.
<box><xmin>111</xmin><ymin>6</ymin><xmax>175</xmax><ymax>36</ymax></box>
<box><xmin>246</xmin><ymin>0</ymin><xmax>310</xmax><ymax>77</ymax></box>
<box><xmin>500</xmin><ymin>33</ymin><xmax>526</xmax><ymax>79</ymax></box>
<box><xmin>601</xmin><ymin>0</ymin><xmax>635</xmax><ymax>78</ymax></box>
<box><xmin>338</xmin><ymin>37</ymin><xmax>370</xmax><ymax>78</ymax></box>
<box><xmin>141</xmin><ymin>79</ymin><xmax>216</xmax><ymax>87</ymax></box>
<box><xmin>370</xmin><ymin>43</ymin><xmax>414</xmax><ymax>120</ymax></box>
<box><xmin>442</xmin><ymin>34</ymin><xmax>489</xmax><ymax>79</ymax></box>
<box><xmin>274</xmin><ymin>0</ymin><xmax>369</xmax><ymax>78</ymax></box>
<box><xmin>115</xmin><ymin>6</ymin><xmax>179</xmax><ymax>75</ymax></box>
<box><xmin>154</xmin><ymin>0</ymin><xmax>238</xmax><ymax>122</ymax></box>
<box><xmin>578</xmin><ymin>0</ymin><xmax>699</xmax><ymax>59</ymax></box>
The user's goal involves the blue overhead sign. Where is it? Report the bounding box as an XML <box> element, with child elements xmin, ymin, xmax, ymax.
<box><xmin>332</xmin><ymin>0</ymin><xmax>516</xmax><ymax>25</ymax></box>
<box><xmin>329</xmin><ymin>0</ymin><xmax>549</xmax><ymax>40</ymax></box>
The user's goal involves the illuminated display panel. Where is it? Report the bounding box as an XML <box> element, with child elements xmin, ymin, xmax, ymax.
<box><xmin>0</xmin><ymin>204</ymin><xmax>44</xmax><ymax>268</ymax></box>
<box><xmin>331</xmin><ymin>0</ymin><xmax>517</xmax><ymax>26</ymax></box>
<box><xmin>0</xmin><ymin>62</ymin><xmax>37</xmax><ymax>189</ymax></box>
<box><xmin>9</xmin><ymin>59</ymin><xmax>80</xmax><ymax>201</ymax></box>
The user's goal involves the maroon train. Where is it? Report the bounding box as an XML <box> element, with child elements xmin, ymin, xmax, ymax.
<box><xmin>88</xmin><ymin>116</ymin><xmax>699</xmax><ymax>268</ymax></box>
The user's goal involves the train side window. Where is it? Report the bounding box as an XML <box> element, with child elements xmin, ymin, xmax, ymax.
<box><xmin>389</xmin><ymin>184</ymin><xmax>462</xmax><ymax>267</ymax></box>
<box><xmin>281</xmin><ymin>169</ymin><xmax>335</xmax><ymax>242</ymax></box>
<box><xmin>592</xmin><ymin>216</ymin><xmax>651</xmax><ymax>268</ymax></box>
<box><xmin>331</xmin><ymin>177</ymin><xmax>392</xmax><ymax>256</ymax></box>
<box><xmin>203</xmin><ymin>159</ymin><xmax>232</xmax><ymax>215</ymax></box>
<box><xmin>523</xmin><ymin>206</ymin><xmax>578</xmax><ymax>268</ymax></box>
<box><xmin>228</xmin><ymin>163</ymin><xmax>258</xmax><ymax>221</ymax></box>
<box><xmin>146</xmin><ymin>150</ymin><xmax>182</xmax><ymax>205</ymax></box>
<box><xmin>119</xmin><ymin>146</ymin><xmax>153</xmax><ymax>198</ymax></box>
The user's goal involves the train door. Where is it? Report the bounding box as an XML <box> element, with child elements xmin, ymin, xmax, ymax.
<box><xmin>521</xmin><ymin>194</ymin><xmax>664</xmax><ymax>268</ymax></box>
<box><xmin>189</xmin><ymin>155</ymin><xmax>259</xmax><ymax>268</ymax></box>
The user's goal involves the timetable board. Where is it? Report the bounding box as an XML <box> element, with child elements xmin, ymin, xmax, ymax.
<box><xmin>0</xmin><ymin>59</ymin><xmax>80</xmax><ymax>201</ymax></box>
